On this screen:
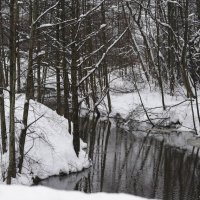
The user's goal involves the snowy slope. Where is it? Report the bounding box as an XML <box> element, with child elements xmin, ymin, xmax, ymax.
<box><xmin>0</xmin><ymin>92</ymin><xmax>90</xmax><ymax>185</ymax></box>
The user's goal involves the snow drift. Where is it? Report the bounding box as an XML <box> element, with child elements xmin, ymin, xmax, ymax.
<box><xmin>0</xmin><ymin>92</ymin><xmax>90</xmax><ymax>185</ymax></box>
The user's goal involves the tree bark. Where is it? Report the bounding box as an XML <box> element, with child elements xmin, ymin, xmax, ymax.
<box><xmin>55</xmin><ymin>3</ymin><xmax>61</xmax><ymax>114</ymax></box>
<box><xmin>16</xmin><ymin>2</ymin><xmax>21</xmax><ymax>93</ymax></box>
<box><xmin>101</xmin><ymin>3</ymin><xmax>112</xmax><ymax>113</ymax></box>
<box><xmin>18</xmin><ymin>0</ymin><xmax>37</xmax><ymax>174</ymax></box>
<box><xmin>61</xmin><ymin>0</ymin><xmax>71</xmax><ymax>133</ymax></box>
<box><xmin>0</xmin><ymin>54</ymin><xmax>7</xmax><ymax>154</ymax></box>
<box><xmin>0</xmin><ymin>0</ymin><xmax>7</xmax><ymax>155</ymax></box>
<box><xmin>71</xmin><ymin>0</ymin><xmax>80</xmax><ymax>156</ymax></box>
<box><xmin>167</xmin><ymin>2</ymin><xmax>175</xmax><ymax>96</ymax></box>
<box><xmin>196</xmin><ymin>0</ymin><xmax>200</xmax><ymax>22</ymax></box>
<box><xmin>7</xmin><ymin>0</ymin><xmax>17</xmax><ymax>184</ymax></box>
<box><xmin>180</xmin><ymin>0</ymin><xmax>195</xmax><ymax>98</ymax></box>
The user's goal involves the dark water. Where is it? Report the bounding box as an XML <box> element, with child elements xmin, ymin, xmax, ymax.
<box><xmin>39</xmin><ymin>116</ymin><xmax>200</xmax><ymax>200</ymax></box>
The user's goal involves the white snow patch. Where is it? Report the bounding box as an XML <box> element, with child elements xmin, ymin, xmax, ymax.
<box><xmin>0</xmin><ymin>185</ymin><xmax>154</xmax><ymax>200</ymax></box>
<box><xmin>0</xmin><ymin>92</ymin><xmax>90</xmax><ymax>185</ymax></box>
<box><xmin>100</xmin><ymin>24</ymin><xmax>107</xmax><ymax>29</ymax></box>
<box><xmin>99</xmin><ymin>73</ymin><xmax>200</xmax><ymax>133</ymax></box>
<box><xmin>39</xmin><ymin>24</ymin><xmax>54</xmax><ymax>28</ymax></box>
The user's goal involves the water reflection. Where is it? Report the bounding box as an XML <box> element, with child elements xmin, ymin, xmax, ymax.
<box><xmin>39</xmin><ymin>116</ymin><xmax>200</xmax><ymax>200</ymax></box>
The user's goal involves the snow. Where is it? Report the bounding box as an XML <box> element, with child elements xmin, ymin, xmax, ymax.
<box><xmin>0</xmin><ymin>92</ymin><xmax>90</xmax><ymax>185</ymax></box>
<box><xmin>99</xmin><ymin>72</ymin><xmax>200</xmax><ymax>134</ymax></box>
<box><xmin>100</xmin><ymin>24</ymin><xmax>107</xmax><ymax>29</ymax></box>
<box><xmin>39</xmin><ymin>24</ymin><xmax>54</xmax><ymax>29</ymax></box>
<box><xmin>0</xmin><ymin>185</ymin><xmax>153</xmax><ymax>200</ymax></box>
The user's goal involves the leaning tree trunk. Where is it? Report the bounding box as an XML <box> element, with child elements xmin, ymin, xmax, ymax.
<box><xmin>0</xmin><ymin>55</ymin><xmax>7</xmax><ymax>154</ymax></box>
<box><xmin>18</xmin><ymin>0</ymin><xmax>37</xmax><ymax>174</ymax></box>
<box><xmin>0</xmin><ymin>0</ymin><xmax>7</xmax><ymax>155</ymax></box>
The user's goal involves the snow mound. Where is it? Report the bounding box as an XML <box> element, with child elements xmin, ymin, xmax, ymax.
<box><xmin>1</xmin><ymin>92</ymin><xmax>90</xmax><ymax>185</ymax></box>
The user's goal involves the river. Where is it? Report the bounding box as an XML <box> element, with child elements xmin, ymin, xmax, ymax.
<box><xmin>38</xmin><ymin>116</ymin><xmax>200</xmax><ymax>200</ymax></box>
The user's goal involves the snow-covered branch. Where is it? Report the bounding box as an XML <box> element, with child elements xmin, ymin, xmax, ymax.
<box><xmin>77</xmin><ymin>28</ymin><xmax>128</xmax><ymax>87</ymax></box>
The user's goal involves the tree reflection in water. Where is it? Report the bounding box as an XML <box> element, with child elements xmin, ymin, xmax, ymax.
<box><xmin>39</xmin><ymin>116</ymin><xmax>200</xmax><ymax>200</ymax></box>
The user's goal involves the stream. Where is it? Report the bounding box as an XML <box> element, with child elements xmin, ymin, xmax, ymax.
<box><xmin>38</xmin><ymin>116</ymin><xmax>200</xmax><ymax>200</ymax></box>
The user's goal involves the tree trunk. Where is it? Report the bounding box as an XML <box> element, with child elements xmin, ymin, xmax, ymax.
<box><xmin>61</xmin><ymin>0</ymin><xmax>71</xmax><ymax>133</ymax></box>
<box><xmin>167</xmin><ymin>2</ymin><xmax>176</xmax><ymax>96</ymax></box>
<box><xmin>180</xmin><ymin>0</ymin><xmax>195</xmax><ymax>98</ymax></box>
<box><xmin>156</xmin><ymin>0</ymin><xmax>166</xmax><ymax>110</ymax></box>
<box><xmin>0</xmin><ymin>0</ymin><xmax>7</xmax><ymax>155</ymax></box>
<box><xmin>16</xmin><ymin>2</ymin><xmax>21</xmax><ymax>93</ymax></box>
<box><xmin>71</xmin><ymin>0</ymin><xmax>80</xmax><ymax>157</ymax></box>
<box><xmin>55</xmin><ymin>3</ymin><xmax>61</xmax><ymax>114</ymax></box>
<box><xmin>36</xmin><ymin>28</ymin><xmax>42</xmax><ymax>102</ymax></box>
<box><xmin>0</xmin><ymin>55</ymin><xmax>7</xmax><ymax>154</ymax></box>
<box><xmin>101</xmin><ymin>3</ymin><xmax>112</xmax><ymax>114</ymax></box>
<box><xmin>18</xmin><ymin>0</ymin><xmax>37</xmax><ymax>174</ymax></box>
<box><xmin>196</xmin><ymin>0</ymin><xmax>200</xmax><ymax>22</ymax></box>
<box><xmin>7</xmin><ymin>0</ymin><xmax>17</xmax><ymax>184</ymax></box>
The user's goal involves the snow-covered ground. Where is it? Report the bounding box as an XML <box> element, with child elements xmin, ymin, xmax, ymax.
<box><xmin>0</xmin><ymin>185</ymin><xmax>154</xmax><ymax>200</ymax></box>
<box><xmin>99</xmin><ymin>73</ymin><xmax>200</xmax><ymax>134</ymax></box>
<box><xmin>0</xmin><ymin>92</ymin><xmax>90</xmax><ymax>185</ymax></box>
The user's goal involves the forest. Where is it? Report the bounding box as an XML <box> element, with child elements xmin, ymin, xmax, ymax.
<box><xmin>0</xmin><ymin>0</ymin><xmax>200</xmax><ymax>199</ymax></box>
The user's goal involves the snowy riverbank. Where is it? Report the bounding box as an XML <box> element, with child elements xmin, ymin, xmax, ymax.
<box><xmin>0</xmin><ymin>185</ymin><xmax>155</xmax><ymax>200</ymax></box>
<box><xmin>0</xmin><ymin>92</ymin><xmax>90</xmax><ymax>185</ymax></box>
<box><xmin>99</xmin><ymin>73</ymin><xmax>200</xmax><ymax>134</ymax></box>
<box><xmin>1</xmin><ymin>74</ymin><xmax>199</xmax><ymax>185</ymax></box>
